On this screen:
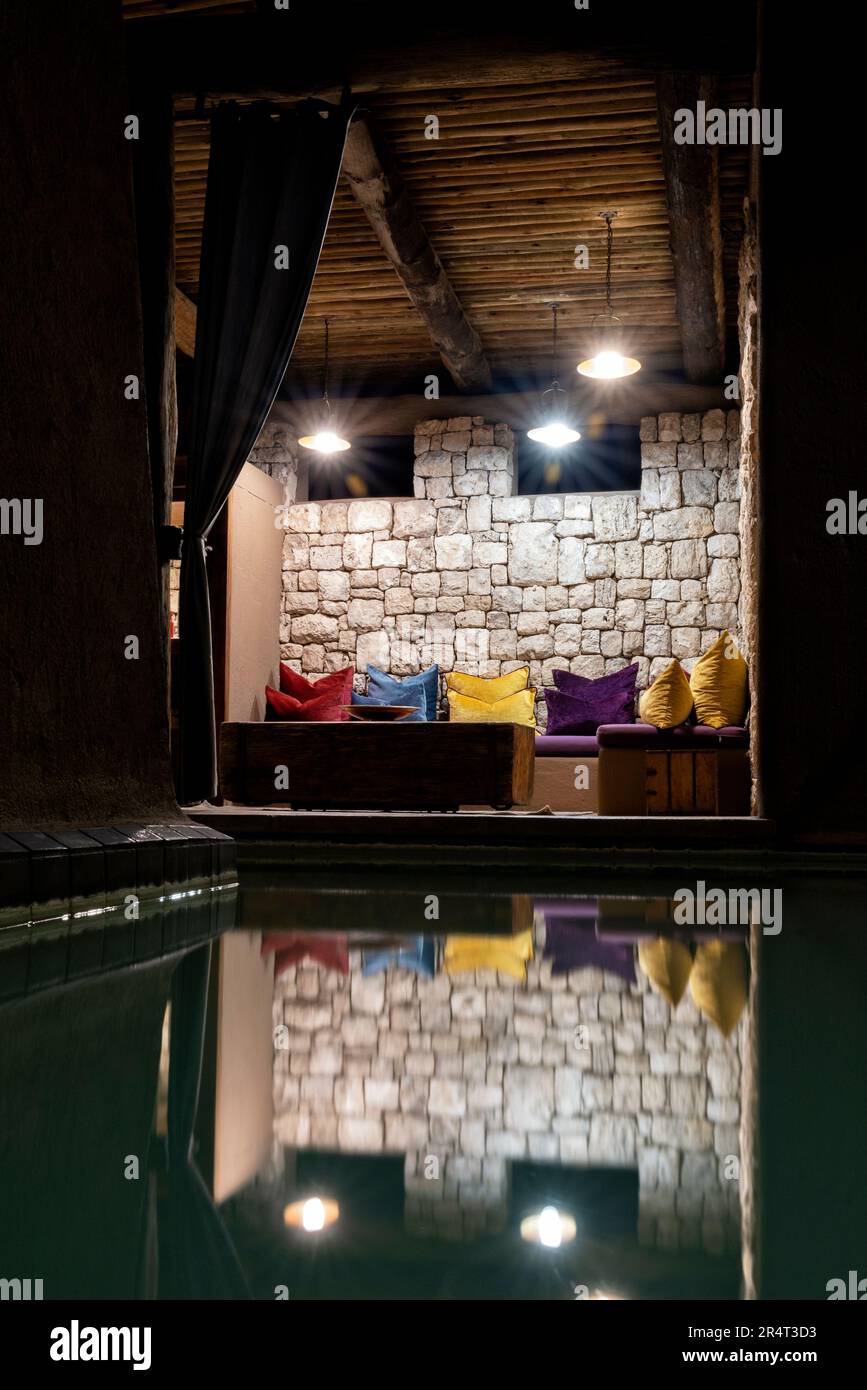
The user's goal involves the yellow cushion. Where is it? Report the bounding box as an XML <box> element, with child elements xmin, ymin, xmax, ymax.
<box><xmin>638</xmin><ymin>659</ymin><xmax>694</xmax><ymax>730</ymax></box>
<box><xmin>446</xmin><ymin>667</ymin><xmax>530</xmax><ymax>703</ymax></box>
<box><xmin>689</xmin><ymin>630</ymin><xmax>748</xmax><ymax>730</ymax></box>
<box><xmin>444</xmin><ymin>930</ymin><xmax>534</xmax><ymax>980</ymax></box>
<box><xmin>689</xmin><ymin>941</ymin><xmax>748</xmax><ymax>1038</ymax></box>
<box><xmin>638</xmin><ymin>937</ymin><xmax>693</xmax><ymax>1006</ymax></box>
<box><xmin>447</xmin><ymin>687</ymin><xmax>536</xmax><ymax>728</ymax></box>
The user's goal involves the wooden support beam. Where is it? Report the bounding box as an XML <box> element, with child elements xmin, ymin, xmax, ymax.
<box><xmin>656</xmin><ymin>72</ymin><xmax>726</xmax><ymax>384</ymax></box>
<box><xmin>174</xmin><ymin>286</ymin><xmax>197</xmax><ymax>356</ymax></box>
<box><xmin>270</xmin><ymin>382</ymin><xmax>726</xmax><ymax>438</ymax></box>
<box><xmin>341</xmin><ymin>115</ymin><xmax>491</xmax><ymax>392</ymax></box>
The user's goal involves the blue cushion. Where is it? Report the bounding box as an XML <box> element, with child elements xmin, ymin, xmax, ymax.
<box><xmin>362</xmin><ymin>938</ymin><xmax>437</xmax><ymax>978</ymax></box>
<box><xmin>351</xmin><ymin>689</ymin><xmax>425</xmax><ymax>722</ymax></box>
<box><xmin>367</xmin><ymin>664</ymin><xmax>440</xmax><ymax>721</ymax></box>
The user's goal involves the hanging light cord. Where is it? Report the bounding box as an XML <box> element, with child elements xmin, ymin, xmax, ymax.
<box><xmin>550</xmin><ymin>303</ymin><xmax>560</xmax><ymax>388</ymax></box>
<box><xmin>323</xmin><ymin>317</ymin><xmax>332</xmax><ymax>414</ymax></box>
<box><xmin>602</xmin><ymin>210</ymin><xmax>616</xmax><ymax>317</ymax></box>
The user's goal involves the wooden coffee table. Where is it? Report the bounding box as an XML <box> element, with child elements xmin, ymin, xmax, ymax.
<box><xmin>219</xmin><ymin>720</ymin><xmax>535</xmax><ymax>811</ymax></box>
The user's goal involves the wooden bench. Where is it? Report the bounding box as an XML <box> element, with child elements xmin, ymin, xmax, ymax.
<box><xmin>219</xmin><ymin>721</ymin><xmax>536</xmax><ymax>811</ymax></box>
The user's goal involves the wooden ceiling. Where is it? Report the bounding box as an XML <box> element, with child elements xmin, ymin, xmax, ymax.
<box><xmin>129</xmin><ymin>5</ymin><xmax>752</xmax><ymax>396</ymax></box>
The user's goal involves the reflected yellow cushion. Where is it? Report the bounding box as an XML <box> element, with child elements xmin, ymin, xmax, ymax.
<box><xmin>447</xmin><ymin>687</ymin><xmax>536</xmax><ymax>728</ymax></box>
<box><xmin>638</xmin><ymin>659</ymin><xmax>694</xmax><ymax>730</ymax></box>
<box><xmin>446</xmin><ymin>667</ymin><xmax>530</xmax><ymax>703</ymax></box>
<box><xmin>444</xmin><ymin>930</ymin><xmax>534</xmax><ymax>980</ymax></box>
<box><xmin>689</xmin><ymin>631</ymin><xmax>748</xmax><ymax>730</ymax></box>
<box><xmin>690</xmin><ymin>940</ymin><xmax>748</xmax><ymax>1037</ymax></box>
<box><xmin>638</xmin><ymin>937</ymin><xmax>693</xmax><ymax>1006</ymax></box>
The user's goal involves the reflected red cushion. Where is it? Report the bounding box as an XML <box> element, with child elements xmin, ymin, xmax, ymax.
<box><xmin>279</xmin><ymin>662</ymin><xmax>353</xmax><ymax>704</ymax></box>
<box><xmin>261</xmin><ymin>932</ymin><xmax>349</xmax><ymax>976</ymax></box>
<box><xmin>265</xmin><ymin>686</ymin><xmax>348</xmax><ymax>721</ymax></box>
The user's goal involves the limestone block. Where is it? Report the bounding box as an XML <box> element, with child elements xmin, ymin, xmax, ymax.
<box><xmin>681</xmin><ymin>1152</ymin><xmax>719</xmax><ymax>1191</ymax></box>
<box><xmin>617</xmin><ymin>578</ymin><xmax>651</xmax><ymax>599</ymax></box>
<box><xmin>342</xmin><ymin>533</ymin><xmax>373</xmax><ymax>569</ymax></box>
<box><xmin>406</xmin><ymin>538</ymin><xmax>435</xmax><ymax>572</ymax></box>
<box><xmin>347</xmin><ymin>499</ymin><xmax>393</xmax><ymax>531</ymax></box>
<box><xmin>707</xmin><ymin>557</ymin><xmax>740</xmax><ymax>602</ymax></box>
<box><xmin>671</xmin><ymin>627</ymin><xmax>701</xmax><ymax>659</ymax></box>
<box><xmin>658</xmin><ymin>412</ymin><xmax>682</xmax><ymax>442</ymax></box>
<box><xmin>467</xmin><ymin>445</ymin><xmax>510</xmax><ymax>470</ymax></box>
<box><xmin>611</xmin><ymin>541</ymin><xmax>640</xmax><ymax>579</ymax></box>
<box><xmin>347</xmin><ymin>598</ymin><xmax>385</xmax><ymax>633</ymax></box>
<box><xmin>670</xmin><ymin>538</ymin><xmax>708</xmax><ymax>578</ymax></box>
<box><xmin>453</xmin><ymin>471</ymin><xmax>488</xmax><ymax>497</ymax></box>
<box><xmin>291</xmin><ymin>614</ymin><xmax>339</xmax><ymax>644</ymax></box>
<box><xmin>643</xmin><ymin>544</ymin><xmax>668</xmax><ymax>579</ymax></box>
<box><xmin>650</xmin><ymin>1116</ymin><xmax>713</xmax><ymax>1150</ymax></box>
<box><xmin>701</xmin><ymin>408</ymin><xmax>726</xmax><ymax>441</ymax></box>
<box><xmin>466</xmin><ymin>495</ymin><xmax>492</xmax><ymax>532</ymax></box>
<box><xmin>615</xmin><ymin>598</ymin><xmax>644</xmax><ymax>631</ymax></box>
<box><xmin>517</xmin><ymin>633</ymin><xmax>554</xmax><ymax>660</ymax></box>
<box><xmin>338</xmin><ymin>1117</ymin><xmax>383</xmax><ymax>1152</ymax></box>
<box><xmin>653</xmin><ymin>507</ymin><xmax>714</xmax><ymax>541</ymax></box>
<box><xmin>657</xmin><ymin>470</ymin><xmax>681</xmax><ymax>510</ymax></box>
<box><xmin>588</xmin><ymin>1114</ymin><xmax>637</xmax><ymax>1163</ymax></box>
<box><xmin>682</xmin><ymin>470</ymin><xmax>717</xmax><ymax>507</ymax></box>
<box><xmin>677</xmin><ymin>444</ymin><xmax>704</xmax><ymax>470</ymax></box>
<box><xmin>504</xmin><ymin>1066</ymin><xmax>554</xmax><ymax>1132</ymax></box>
<box><xmin>584</xmin><ymin>542</ymin><xmax>614</xmax><ymax>579</ymax></box>
<box><xmin>717</xmin><ymin>469</ymin><xmax>741</xmax><ymax>502</ymax></box>
<box><xmin>714</xmin><ymin>501</ymin><xmax>740</xmax><ymax>534</ymax></box>
<box><xmin>613</xmin><ymin>1074</ymin><xmax>641</xmax><ymax>1113</ymax></box>
<box><xmin>468</xmin><ymin>568</ymin><xmax>492</xmax><ymax>595</ymax></box>
<box><xmin>533</xmin><ymin>495</ymin><xmax>564</xmax><ymax>521</ymax></box>
<box><xmin>365</xmin><ymin>1078</ymin><xmax>400</xmax><ymax>1112</ymax></box>
<box><xmin>393</xmin><ymin>500</ymin><xmax>436</xmax><ymax>538</ymax></box>
<box><xmin>426</xmin><ymin>476</ymin><xmax>454</xmax><ymax>499</ymax></box>
<box><xmin>508</xmin><ymin>521</ymin><xmax>558</xmax><ymax>584</ymax></box>
<box><xmin>703</xmin><ymin>442</ymin><xmax>728</xmax><ymax>470</ymax></box>
<box><xmin>284</xmin><ymin>591</ymin><xmax>320</xmax><ymax>616</ymax></box>
<box><xmin>557</xmin><ymin>535</ymin><xmax>586</xmax><ymax>585</ymax></box>
<box><xmin>591</xmin><ymin>493</ymin><xmax>640</xmax><ymax>540</ymax></box>
<box><xmin>581</xmin><ymin>607</ymin><xmax>614</xmax><ymax>630</ymax></box>
<box><xmin>474</xmin><ymin>541</ymin><xmax>508</xmax><ymax>566</ymax></box>
<box><xmin>443</xmin><ymin>431</ymin><xmax>471</xmax><ymax>452</ymax></box>
<box><xmin>415</xmin><ymin>451</ymin><xmax>453</xmax><ymax>479</ymax></box>
<box><xmin>682</xmin><ymin>413</ymin><xmax>702</xmax><ymax>442</ymax></box>
<box><xmin>639</xmin><ymin>467</ymin><xmax>660</xmax><ymax>510</ymax></box>
<box><xmin>317</xmin><ymin>571</ymin><xmax>350</xmax><ymax>602</ymax></box>
<box><xmin>552</xmin><ymin>624</ymin><xmax>582</xmax><ymax>657</ymax></box>
<box><xmin>642</xmin><ymin>442</ymin><xmax>676</xmax><ymax>469</ymax></box>
<box><xmin>492</xmin><ymin>496</ymin><xmax>532</xmax><ymax>522</ymax></box>
<box><xmin>639</xmin><ymin>415</ymin><xmax>658</xmax><ymax>441</ymax></box>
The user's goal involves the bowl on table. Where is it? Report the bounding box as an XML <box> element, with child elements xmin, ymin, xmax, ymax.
<box><xmin>341</xmin><ymin>704</ymin><xmax>419</xmax><ymax>722</ymax></box>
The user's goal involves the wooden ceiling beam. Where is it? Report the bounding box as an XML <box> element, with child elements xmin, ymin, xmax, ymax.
<box><xmin>341</xmin><ymin>115</ymin><xmax>491</xmax><ymax>392</ymax></box>
<box><xmin>656</xmin><ymin>72</ymin><xmax>726</xmax><ymax>384</ymax></box>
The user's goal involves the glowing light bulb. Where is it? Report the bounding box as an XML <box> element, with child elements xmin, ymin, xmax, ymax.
<box><xmin>576</xmin><ymin>350</ymin><xmax>641</xmax><ymax>380</ymax></box>
<box><xmin>526</xmin><ymin>422</ymin><xmax>581</xmax><ymax>448</ymax></box>
<box><xmin>301</xmin><ymin>1198</ymin><xmax>326</xmax><ymax>1232</ymax></box>
<box><xmin>297</xmin><ymin>429</ymin><xmax>352</xmax><ymax>453</ymax></box>
<box><xmin>538</xmin><ymin>1206</ymin><xmax>564</xmax><ymax>1248</ymax></box>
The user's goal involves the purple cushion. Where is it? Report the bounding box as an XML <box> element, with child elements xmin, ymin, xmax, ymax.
<box><xmin>534</xmin><ymin>734</ymin><xmax>599</xmax><ymax>758</ymax></box>
<box><xmin>536</xmin><ymin>900</ymin><xmax>636</xmax><ymax>982</ymax></box>
<box><xmin>597</xmin><ymin>722</ymin><xmax>748</xmax><ymax>749</ymax></box>
<box><xmin>544</xmin><ymin>664</ymin><xmax>638</xmax><ymax>735</ymax></box>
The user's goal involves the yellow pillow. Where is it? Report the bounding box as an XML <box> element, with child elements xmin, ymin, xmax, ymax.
<box><xmin>444</xmin><ymin>930</ymin><xmax>534</xmax><ymax>980</ymax></box>
<box><xmin>689</xmin><ymin>940</ymin><xmax>748</xmax><ymax>1037</ymax></box>
<box><xmin>638</xmin><ymin>659</ymin><xmax>694</xmax><ymax>729</ymax></box>
<box><xmin>447</xmin><ymin>687</ymin><xmax>536</xmax><ymax>728</ymax></box>
<box><xmin>689</xmin><ymin>631</ymin><xmax>748</xmax><ymax>729</ymax></box>
<box><xmin>638</xmin><ymin>937</ymin><xmax>693</xmax><ymax>1006</ymax></box>
<box><xmin>446</xmin><ymin>667</ymin><xmax>529</xmax><ymax>703</ymax></box>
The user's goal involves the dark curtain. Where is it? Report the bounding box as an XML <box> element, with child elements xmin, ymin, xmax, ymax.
<box><xmin>161</xmin><ymin>943</ymin><xmax>251</xmax><ymax>1299</ymax></box>
<box><xmin>178</xmin><ymin>97</ymin><xmax>355</xmax><ymax>803</ymax></box>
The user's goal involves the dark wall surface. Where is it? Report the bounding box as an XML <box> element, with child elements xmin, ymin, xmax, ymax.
<box><xmin>756</xmin><ymin>9</ymin><xmax>867</xmax><ymax>839</ymax></box>
<box><xmin>0</xmin><ymin>0</ymin><xmax>177</xmax><ymax>828</ymax></box>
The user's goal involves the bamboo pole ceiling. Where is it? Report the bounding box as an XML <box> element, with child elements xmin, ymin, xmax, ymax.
<box><xmin>166</xmin><ymin>43</ymin><xmax>750</xmax><ymax>385</ymax></box>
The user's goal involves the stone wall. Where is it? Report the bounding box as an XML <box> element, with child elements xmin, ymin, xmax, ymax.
<box><xmin>272</xmin><ymin>916</ymin><xmax>743</xmax><ymax>1254</ymax></box>
<box><xmin>278</xmin><ymin>410</ymin><xmax>743</xmax><ymax>722</ymax></box>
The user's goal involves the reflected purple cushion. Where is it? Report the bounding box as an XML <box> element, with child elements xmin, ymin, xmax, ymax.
<box><xmin>536</xmin><ymin>899</ymin><xmax>637</xmax><ymax>982</ymax></box>
<box><xmin>544</xmin><ymin>664</ymin><xmax>638</xmax><ymax>735</ymax></box>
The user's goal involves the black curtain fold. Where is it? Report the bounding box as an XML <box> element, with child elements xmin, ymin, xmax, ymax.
<box><xmin>178</xmin><ymin>97</ymin><xmax>355</xmax><ymax>803</ymax></box>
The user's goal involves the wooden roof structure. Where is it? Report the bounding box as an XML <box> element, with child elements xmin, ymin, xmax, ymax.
<box><xmin>125</xmin><ymin>2</ymin><xmax>755</xmax><ymax>420</ymax></box>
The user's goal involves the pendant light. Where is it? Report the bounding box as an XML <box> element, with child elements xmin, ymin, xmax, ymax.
<box><xmin>576</xmin><ymin>212</ymin><xmax>641</xmax><ymax>380</ymax></box>
<box><xmin>297</xmin><ymin>318</ymin><xmax>351</xmax><ymax>453</ymax></box>
<box><xmin>526</xmin><ymin>304</ymin><xmax>581</xmax><ymax>447</ymax></box>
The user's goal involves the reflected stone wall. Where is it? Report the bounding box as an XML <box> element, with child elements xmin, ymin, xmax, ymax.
<box><xmin>272</xmin><ymin>915</ymin><xmax>744</xmax><ymax>1254</ymax></box>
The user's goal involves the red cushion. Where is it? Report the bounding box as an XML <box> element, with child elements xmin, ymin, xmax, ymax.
<box><xmin>261</xmin><ymin>932</ymin><xmax>349</xmax><ymax>976</ymax></box>
<box><xmin>265</xmin><ymin>686</ymin><xmax>348</xmax><ymax>721</ymax></box>
<box><xmin>279</xmin><ymin>662</ymin><xmax>353</xmax><ymax>704</ymax></box>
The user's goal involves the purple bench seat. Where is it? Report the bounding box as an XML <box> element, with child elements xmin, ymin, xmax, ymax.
<box><xmin>534</xmin><ymin>734</ymin><xmax>599</xmax><ymax>758</ymax></box>
<box><xmin>597</xmin><ymin>722</ymin><xmax>748</xmax><ymax>749</ymax></box>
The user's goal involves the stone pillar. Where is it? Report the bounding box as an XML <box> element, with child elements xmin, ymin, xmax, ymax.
<box><xmin>413</xmin><ymin>416</ymin><xmax>516</xmax><ymax>500</ymax></box>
